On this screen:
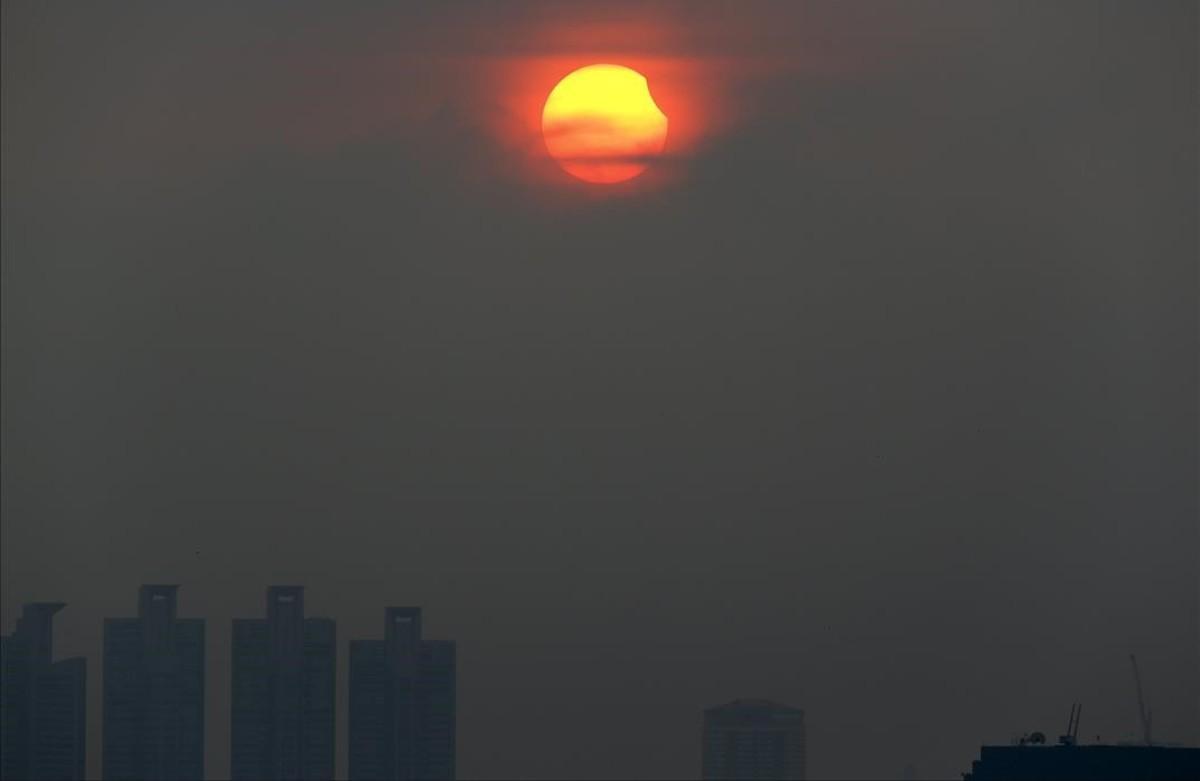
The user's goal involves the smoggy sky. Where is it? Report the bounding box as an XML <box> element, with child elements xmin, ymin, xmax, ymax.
<box><xmin>2</xmin><ymin>2</ymin><xmax>1196</xmax><ymax>779</ymax></box>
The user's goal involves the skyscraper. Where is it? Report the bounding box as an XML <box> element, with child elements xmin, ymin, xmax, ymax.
<box><xmin>102</xmin><ymin>584</ymin><xmax>205</xmax><ymax>781</ymax></box>
<box><xmin>349</xmin><ymin>607</ymin><xmax>457</xmax><ymax>781</ymax></box>
<box><xmin>702</xmin><ymin>699</ymin><xmax>806</xmax><ymax>781</ymax></box>
<box><xmin>0</xmin><ymin>603</ymin><xmax>87</xmax><ymax>781</ymax></box>
<box><xmin>230</xmin><ymin>586</ymin><xmax>336</xmax><ymax>780</ymax></box>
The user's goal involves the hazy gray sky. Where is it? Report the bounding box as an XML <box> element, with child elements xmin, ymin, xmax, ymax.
<box><xmin>2</xmin><ymin>2</ymin><xmax>1196</xmax><ymax>778</ymax></box>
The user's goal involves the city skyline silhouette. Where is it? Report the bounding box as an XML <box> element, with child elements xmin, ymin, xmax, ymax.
<box><xmin>3</xmin><ymin>2</ymin><xmax>1196</xmax><ymax>779</ymax></box>
<box><xmin>4</xmin><ymin>581</ymin><xmax>1195</xmax><ymax>780</ymax></box>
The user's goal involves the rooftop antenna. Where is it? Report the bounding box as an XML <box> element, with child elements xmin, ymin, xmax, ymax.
<box><xmin>1129</xmin><ymin>654</ymin><xmax>1153</xmax><ymax>745</ymax></box>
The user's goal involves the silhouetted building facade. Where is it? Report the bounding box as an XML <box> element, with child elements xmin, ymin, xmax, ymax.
<box><xmin>231</xmin><ymin>586</ymin><xmax>336</xmax><ymax>780</ymax></box>
<box><xmin>103</xmin><ymin>585</ymin><xmax>205</xmax><ymax>781</ymax></box>
<box><xmin>702</xmin><ymin>699</ymin><xmax>806</xmax><ymax>780</ymax></box>
<box><xmin>962</xmin><ymin>744</ymin><xmax>1200</xmax><ymax>780</ymax></box>
<box><xmin>349</xmin><ymin>607</ymin><xmax>456</xmax><ymax>780</ymax></box>
<box><xmin>0</xmin><ymin>603</ymin><xmax>87</xmax><ymax>781</ymax></box>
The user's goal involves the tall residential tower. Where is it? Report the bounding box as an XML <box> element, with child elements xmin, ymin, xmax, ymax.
<box><xmin>349</xmin><ymin>607</ymin><xmax>456</xmax><ymax>780</ymax></box>
<box><xmin>102</xmin><ymin>585</ymin><xmax>205</xmax><ymax>781</ymax></box>
<box><xmin>0</xmin><ymin>603</ymin><xmax>87</xmax><ymax>781</ymax></box>
<box><xmin>230</xmin><ymin>586</ymin><xmax>336</xmax><ymax>780</ymax></box>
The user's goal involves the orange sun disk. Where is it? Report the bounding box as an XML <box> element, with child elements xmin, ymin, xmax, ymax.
<box><xmin>541</xmin><ymin>64</ymin><xmax>669</xmax><ymax>184</ymax></box>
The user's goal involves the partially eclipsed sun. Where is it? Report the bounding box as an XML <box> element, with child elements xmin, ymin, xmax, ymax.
<box><xmin>542</xmin><ymin>64</ymin><xmax>668</xmax><ymax>184</ymax></box>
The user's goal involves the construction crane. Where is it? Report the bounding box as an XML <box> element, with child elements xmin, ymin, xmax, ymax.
<box><xmin>1059</xmin><ymin>703</ymin><xmax>1082</xmax><ymax>746</ymax></box>
<box><xmin>1129</xmin><ymin>654</ymin><xmax>1153</xmax><ymax>745</ymax></box>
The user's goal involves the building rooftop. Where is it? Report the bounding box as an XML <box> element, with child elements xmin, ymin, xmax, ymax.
<box><xmin>963</xmin><ymin>743</ymin><xmax>1200</xmax><ymax>781</ymax></box>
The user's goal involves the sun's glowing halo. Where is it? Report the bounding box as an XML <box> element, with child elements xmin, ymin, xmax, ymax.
<box><xmin>541</xmin><ymin>64</ymin><xmax>668</xmax><ymax>184</ymax></box>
